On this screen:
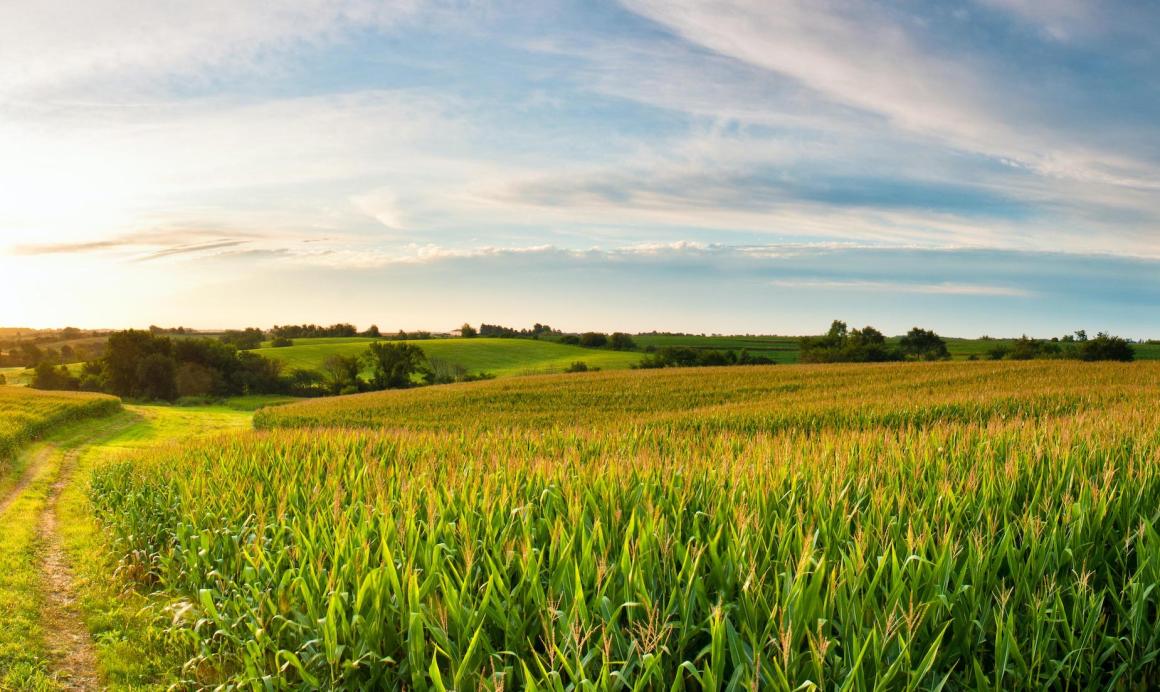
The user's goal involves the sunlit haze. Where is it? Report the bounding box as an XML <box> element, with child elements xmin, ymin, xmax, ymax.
<box><xmin>2</xmin><ymin>1</ymin><xmax>1158</xmax><ymax>335</ymax></box>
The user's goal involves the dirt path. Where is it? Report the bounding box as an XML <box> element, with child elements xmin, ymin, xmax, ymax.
<box><xmin>37</xmin><ymin>448</ymin><xmax>102</xmax><ymax>691</ymax></box>
<box><xmin>0</xmin><ymin>445</ymin><xmax>53</xmax><ymax>517</ymax></box>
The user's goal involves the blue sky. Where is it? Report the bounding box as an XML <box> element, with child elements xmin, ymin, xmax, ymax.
<box><xmin>1</xmin><ymin>0</ymin><xmax>1157</xmax><ymax>336</ymax></box>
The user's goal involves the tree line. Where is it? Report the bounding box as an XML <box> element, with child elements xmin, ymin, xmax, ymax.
<box><xmin>799</xmin><ymin>321</ymin><xmax>1135</xmax><ymax>363</ymax></box>
<box><xmin>979</xmin><ymin>331</ymin><xmax>1134</xmax><ymax>361</ymax></box>
<box><xmin>30</xmin><ymin>330</ymin><xmax>489</xmax><ymax>401</ymax></box>
<box><xmin>799</xmin><ymin>322</ymin><xmax>949</xmax><ymax>363</ymax></box>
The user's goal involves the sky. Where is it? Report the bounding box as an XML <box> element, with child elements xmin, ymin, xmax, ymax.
<box><xmin>1</xmin><ymin>0</ymin><xmax>1158</xmax><ymax>337</ymax></box>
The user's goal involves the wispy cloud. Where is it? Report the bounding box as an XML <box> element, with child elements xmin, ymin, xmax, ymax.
<box><xmin>0</xmin><ymin>1</ymin><xmax>425</xmax><ymax>98</ymax></box>
<box><xmin>12</xmin><ymin>229</ymin><xmax>258</xmax><ymax>260</ymax></box>
<box><xmin>769</xmin><ymin>278</ymin><xmax>1031</xmax><ymax>297</ymax></box>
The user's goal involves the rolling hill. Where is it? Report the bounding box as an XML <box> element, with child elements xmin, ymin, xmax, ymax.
<box><xmin>253</xmin><ymin>337</ymin><xmax>643</xmax><ymax>377</ymax></box>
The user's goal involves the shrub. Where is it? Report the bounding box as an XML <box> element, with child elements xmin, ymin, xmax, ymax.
<box><xmin>579</xmin><ymin>332</ymin><xmax>608</xmax><ymax>348</ymax></box>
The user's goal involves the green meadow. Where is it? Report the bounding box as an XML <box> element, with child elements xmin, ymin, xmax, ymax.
<box><xmin>254</xmin><ymin>335</ymin><xmax>1160</xmax><ymax>380</ymax></box>
<box><xmin>255</xmin><ymin>337</ymin><xmax>643</xmax><ymax>377</ymax></box>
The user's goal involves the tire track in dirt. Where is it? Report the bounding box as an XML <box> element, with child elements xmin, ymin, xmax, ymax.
<box><xmin>0</xmin><ymin>446</ymin><xmax>53</xmax><ymax>517</ymax></box>
<box><xmin>38</xmin><ymin>448</ymin><xmax>102</xmax><ymax>691</ymax></box>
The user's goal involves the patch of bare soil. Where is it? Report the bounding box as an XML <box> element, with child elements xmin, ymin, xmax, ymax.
<box><xmin>38</xmin><ymin>449</ymin><xmax>102</xmax><ymax>691</ymax></box>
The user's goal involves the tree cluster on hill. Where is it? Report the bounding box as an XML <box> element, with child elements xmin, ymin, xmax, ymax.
<box><xmin>0</xmin><ymin>339</ymin><xmax>106</xmax><ymax>368</ymax></box>
<box><xmin>313</xmin><ymin>342</ymin><xmax>492</xmax><ymax>396</ymax></box>
<box><xmin>219</xmin><ymin>328</ymin><xmax>265</xmax><ymax>350</ymax></box>
<box><xmin>800</xmin><ymin>321</ymin><xmax>950</xmax><ymax>363</ymax></box>
<box><xmin>475</xmin><ymin>322</ymin><xmax>557</xmax><ymax>339</ymax></box>
<box><xmin>985</xmin><ymin>331</ymin><xmax>1134</xmax><ymax>362</ymax></box>
<box><xmin>636</xmin><ymin>347</ymin><xmax>775</xmax><ymax>369</ymax></box>
<box><xmin>395</xmin><ymin>330</ymin><xmax>434</xmax><ymax>340</ymax></box>
<box><xmin>33</xmin><ymin>330</ymin><xmax>285</xmax><ymax>400</ymax></box>
<box><xmin>556</xmin><ymin>331</ymin><xmax>637</xmax><ymax>350</ymax></box>
<box><xmin>270</xmin><ymin>323</ymin><xmax>358</xmax><ymax>339</ymax></box>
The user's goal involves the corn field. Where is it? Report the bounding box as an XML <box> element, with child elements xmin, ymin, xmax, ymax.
<box><xmin>0</xmin><ymin>387</ymin><xmax>121</xmax><ymax>462</ymax></box>
<box><xmin>91</xmin><ymin>361</ymin><xmax>1160</xmax><ymax>689</ymax></box>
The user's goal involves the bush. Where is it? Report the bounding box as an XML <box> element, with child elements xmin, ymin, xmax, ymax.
<box><xmin>559</xmin><ymin>335</ymin><xmax>580</xmax><ymax>345</ymax></box>
<box><xmin>564</xmin><ymin>361</ymin><xmax>589</xmax><ymax>373</ymax></box>
<box><xmin>31</xmin><ymin>362</ymin><xmax>79</xmax><ymax>391</ymax></box>
<box><xmin>800</xmin><ymin>321</ymin><xmax>901</xmax><ymax>363</ymax></box>
<box><xmin>579</xmin><ymin>332</ymin><xmax>608</xmax><ymax>348</ymax></box>
<box><xmin>899</xmin><ymin>327</ymin><xmax>949</xmax><ymax>361</ymax></box>
<box><xmin>1078</xmin><ymin>333</ymin><xmax>1134</xmax><ymax>362</ymax></box>
<box><xmin>220</xmin><ymin>328</ymin><xmax>265</xmax><ymax>350</ymax></box>
<box><xmin>609</xmin><ymin>333</ymin><xmax>637</xmax><ymax>351</ymax></box>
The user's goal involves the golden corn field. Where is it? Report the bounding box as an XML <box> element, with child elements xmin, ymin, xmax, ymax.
<box><xmin>0</xmin><ymin>388</ymin><xmax>121</xmax><ymax>462</ymax></box>
<box><xmin>90</xmin><ymin>361</ymin><xmax>1160</xmax><ymax>689</ymax></box>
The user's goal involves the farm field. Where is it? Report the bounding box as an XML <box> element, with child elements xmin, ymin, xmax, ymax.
<box><xmin>0</xmin><ymin>388</ymin><xmax>120</xmax><ymax>463</ymax></box>
<box><xmin>71</xmin><ymin>360</ymin><xmax>1160</xmax><ymax>688</ymax></box>
<box><xmin>256</xmin><ymin>336</ymin><xmax>642</xmax><ymax>377</ymax></box>
<box><xmin>0</xmin><ymin>402</ymin><xmax>251</xmax><ymax>689</ymax></box>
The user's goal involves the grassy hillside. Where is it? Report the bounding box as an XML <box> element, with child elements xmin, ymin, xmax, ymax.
<box><xmin>89</xmin><ymin>360</ymin><xmax>1160</xmax><ymax>687</ymax></box>
<box><xmin>255</xmin><ymin>337</ymin><xmax>642</xmax><ymax>377</ymax></box>
<box><xmin>635</xmin><ymin>334</ymin><xmax>1160</xmax><ymax>362</ymax></box>
<box><xmin>632</xmin><ymin>334</ymin><xmax>800</xmax><ymax>362</ymax></box>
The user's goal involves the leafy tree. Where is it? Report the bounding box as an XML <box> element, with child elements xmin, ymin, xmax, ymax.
<box><xmin>321</xmin><ymin>355</ymin><xmax>362</xmax><ymax>395</ymax></box>
<box><xmin>460</xmin><ymin>323</ymin><xmax>478</xmax><ymax>339</ymax></box>
<box><xmin>609</xmin><ymin>332</ymin><xmax>637</xmax><ymax>351</ymax></box>
<box><xmin>899</xmin><ymin>327</ymin><xmax>949</xmax><ymax>361</ymax></box>
<box><xmin>31</xmin><ymin>362</ymin><xmax>78</xmax><ymax>391</ymax></box>
<box><xmin>1078</xmin><ymin>333</ymin><xmax>1134</xmax><ymax>361</ymax></box>
<box><xmin>365</xmin><ymin>342</ymin><xmax>428</xmax><ymax>389</ymax></box>
<box><xmin>579</xmin><ymin>332</ymin><xmax>608</xmax><ymax>348</ymax></box>
<box><xmin>800</xmin><ymin>320</ymin><xmax>901</xmax><ymax>363</ymax></box>
<box><xmin>559</xmin><ymin>335</ymin><xmax>580</xmax><ymax>345</ymax></box>
<box><xmin>234</xmin><ymin>352</ymin><xmax>284</xmax><ymax>394</ymax></box>
<box><xmin>135</xmin><ymin>353</ymin><xmax>178</xmax><ymax>401</ymax></box>
<box><xmin>637</xmin><ymin>347</ymin><xmax>770</xmax><ymax>369</ymax></box>
<box><xmin>104</xmin><ymin>330</ymin><xmax>173</xmax><ymax>397</ymax></box>
<box><xmin>363</xmin><ymin>325</ymin><xmax>382</xmax><ymax>338</ymax></box>
<box><xmin>220</xmin><ymin>328</ymin><xmax>265</xmax><ymax>350</ymax></box>
<box><xmin>1007</xmin><ymin>336</ymin><xmax>1042</xmax><ymax>360</ymax></box>
<box><xmin>175</xmin><ymin>363</ymin><xmax>217</xmax><ymax>398</ymax></box>
<box><xmin>287</xmin><ymin>368</ymin><xmax>326</xmax><ymax>396</ymax></box>
<box><xmin>18</xmin><ymin>342</ymin><xmax>43</xmax><ymax>366</ymax></box>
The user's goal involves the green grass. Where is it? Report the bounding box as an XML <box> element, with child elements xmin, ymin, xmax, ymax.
<box><xmin>1</xmin><ymin>363</ymin><xmax>87</xmax><ymax>388</ymax></box>
<box><xmin>255</xmin><ymin>337</ymin><xmax>642</xmax><ymax>377</ymax></box>
<box><xmin>58</xmin><ymin>405</ymin><xmax>253</xmax><ymax>689</ymax></box>
<box><xmin>0</xmin><ymin>444</ymin><xmax>60</xmax><ymax>690</ymax></box>
<box><xmin>635</xmin><ymin>334</ymin><xmax>1160</xmax><ymax>362</ymax></box>
<box><xmin>1</xmin><ymin>366</ymin><xmax>32</xmax><ymax>387</ymax></box>
<box><xmin>0</xmin><ymin>403</ymin><xmax>253</xmax><ymax>690</ymax></box>
<box><xmin>632</xmin><ymin>334</ymin><xmax>801</xmax><ymax>362</ymax></box>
